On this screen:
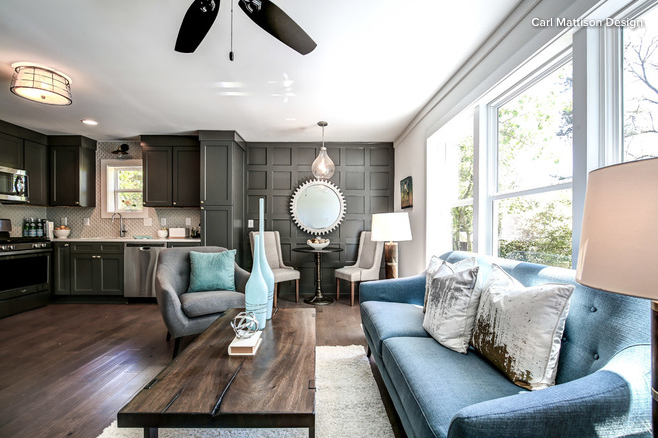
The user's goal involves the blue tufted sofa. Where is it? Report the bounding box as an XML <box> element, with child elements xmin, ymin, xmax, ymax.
<box><xmin>360</xmin><ymin>251</ymin><xmax>651</xmax><ymax>438</ymax></box>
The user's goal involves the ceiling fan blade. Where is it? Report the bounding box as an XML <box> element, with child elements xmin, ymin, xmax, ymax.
<box><xmin>175</xmin><ymin>0</ymin><xmax>221</xmax><ymax>53</ymax></box>
<box><xmin>238</xmin><ymin>0</ymin><xmax>316</xmax><ymax>55</ymax></box>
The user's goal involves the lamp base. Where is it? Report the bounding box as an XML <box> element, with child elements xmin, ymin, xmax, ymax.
<box><xmin>384</xmin><ymin>241</ymin><xmax>398</xmax><ymax>279</ymax></box>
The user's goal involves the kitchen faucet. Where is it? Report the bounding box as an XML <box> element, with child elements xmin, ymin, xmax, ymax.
<box><xmin>111</xmin><ymin>212</ymin><xmax>127</xmax><ymax>237</ymax></box>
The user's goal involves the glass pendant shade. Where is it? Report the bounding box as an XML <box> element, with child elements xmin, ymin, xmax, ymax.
<box><xmin>311</xmin><ymin>121</ymin><xmax>335</xmax><ymax>179</ymax></box>
<box><xmin>10</xmin><ymin>64</ymin><xmax>72</xmax><ymax>106</ymax></box>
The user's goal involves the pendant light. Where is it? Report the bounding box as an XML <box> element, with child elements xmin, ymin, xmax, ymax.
<box><xmin>311</xmin><ymin>121</ymin><xmax>335</xmax><ymax>179</ymax></box>
<box><xmin>9</xmin><ymin>63</ymin><xmax>72</xmax><ymax>106</ymax></box>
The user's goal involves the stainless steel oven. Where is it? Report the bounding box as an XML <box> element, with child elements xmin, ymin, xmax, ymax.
<box><xmin>0</xmin><ymin>166</ymin><xmax>28</xmax><ymax>202</ymax></box>
<box><xmin>0</xmin><ymin>218</ymin><xmax>51</xmax><ymax>318</ymax></box>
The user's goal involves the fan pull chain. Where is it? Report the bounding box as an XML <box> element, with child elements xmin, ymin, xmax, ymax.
<box><xmin>229</xmin><ymin>0</ymin><xmax>235</xmax><ymax>61</ymax></box>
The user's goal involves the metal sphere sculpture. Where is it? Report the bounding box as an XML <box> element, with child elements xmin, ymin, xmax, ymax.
<box><xmin>231</xmin><ymin>311</ymin><xmax>260</xmax><ymax>338</ymax></box>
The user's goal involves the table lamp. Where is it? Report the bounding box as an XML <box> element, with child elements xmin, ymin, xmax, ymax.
<box><xmin>371</xmin><ymin>212</ymin><xmax>412</xmax><ymax>279</ymax></box>
<box><xmin>575</xmin><ymin>157</ymin><xmax>658</xmax><ymax>432</ymax></box>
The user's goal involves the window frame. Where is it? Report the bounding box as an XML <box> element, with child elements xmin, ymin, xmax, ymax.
<box><xmin>100</xmin><ymin>159</ymin><xmax>149</xmax><ymax>219</ymax></box>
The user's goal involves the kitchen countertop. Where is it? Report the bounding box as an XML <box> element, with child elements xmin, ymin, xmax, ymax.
<box><xmin>51</xmin><ymin>237</ymin><xmax>202</xmax><ymax>243</ymax></box>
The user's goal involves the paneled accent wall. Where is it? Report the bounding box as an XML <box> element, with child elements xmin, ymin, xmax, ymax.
<box><xmin>245</xmin><ymin>142</ymin><xmax>394</xmax><ymax>299</ymax></box>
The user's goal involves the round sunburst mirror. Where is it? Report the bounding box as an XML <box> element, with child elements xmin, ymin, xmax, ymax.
<box><xmin>290</xmin><ymin>179</ymin><xmax>346</xmax><ymax>235</ymax></box>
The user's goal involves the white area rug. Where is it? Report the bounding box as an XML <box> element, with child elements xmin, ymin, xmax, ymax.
<box><xmin>98</xmin><ymin>345</ymin><xmax>394</xmax><ymax>438</ymax></box>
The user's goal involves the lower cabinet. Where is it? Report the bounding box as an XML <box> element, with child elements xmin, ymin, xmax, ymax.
<box><xmin>55</xmin><ymin>242</ymin><xmax>124</xmax><ymax>296</ymax></box>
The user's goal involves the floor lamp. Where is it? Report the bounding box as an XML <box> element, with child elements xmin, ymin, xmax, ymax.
<box><xmin>371</xmin><ymin>212</ymin><xmax>412</xmax><ymax>279</ymax></box>
<box><xmin>575</xmin><ymin>157</ymin><xmax>658</xmax><ymax>432</ymax></box>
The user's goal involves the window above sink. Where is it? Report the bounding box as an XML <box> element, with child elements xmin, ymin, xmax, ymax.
<box><xmin>100</xmin><ymin>159</ymin><xmax>149</xmax><ymax>219</ymax></box>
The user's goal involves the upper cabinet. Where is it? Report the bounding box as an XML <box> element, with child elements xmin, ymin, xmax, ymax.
<box><xmin>24</xmin><ymin>141</ymin><xmax>48</xmax><ymax>205</ymax></box>
<box><xmin>141</xmin><ymin>136</ymin><xmax>199</xmax><ymax>208</ymax></box>
<box><xmin>0</xmin><ymin>132</ymin><xmax>23</xmax><ymax>169</ymax></box>
<box><xmin>0</xmin><ymin>120</ymin><xmax>49</xmax><ymax>205</ymax></box>
<box><xmin>49</xmin><ymin>135</ymin><xmax>97</xmax><ymax>207</ymax></box>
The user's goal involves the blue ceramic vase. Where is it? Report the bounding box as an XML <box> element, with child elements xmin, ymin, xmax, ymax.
<box><xmin>258</xmin><ymin>198</ymin><xmax>275</xmax><ymax>319</ymax></box>
<box><xmin>245</xmin><ymin>234</ymin><xmax>268</xmax><ymax>330</ymax></box>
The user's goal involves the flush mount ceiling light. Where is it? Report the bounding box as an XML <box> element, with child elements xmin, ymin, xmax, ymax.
<box><xmin>81</xmin><ymin>119</ymin><xmax>98</xmax><ymax>126</ymax></box>
<box><xmin>311</xmin><ymin>121</ymin><xmax>335</xmax><ymax>179</ymax></box>
<box><xmin>10</xmin><ymin>62</ymin><xmax>72</xmax><ymax>106</ymax></box>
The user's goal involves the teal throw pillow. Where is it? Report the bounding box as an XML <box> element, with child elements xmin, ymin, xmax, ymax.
<box><xmin>188</xmin><ymin>250</ymin><xmax>237</xmax><ymax>292</ymax></box>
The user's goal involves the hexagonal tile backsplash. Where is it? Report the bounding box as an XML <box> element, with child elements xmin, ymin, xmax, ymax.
<box><xmin>0</xmin><ymin>142</ymin><xmax>200</xmax><ymax>238</ymax></box>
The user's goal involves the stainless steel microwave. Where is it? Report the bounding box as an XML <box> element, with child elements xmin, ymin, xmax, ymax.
<box><xmin>0</xmin><ymin>166</ymin><xmax>28</xmax><ymax>202</ymax></box>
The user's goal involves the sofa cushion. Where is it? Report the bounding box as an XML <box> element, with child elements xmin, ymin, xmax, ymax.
<box><xmin>179</xmin><ymin>291</ymin><xmax>245</xmax><ymax>317</ymax></box>
<box><xmin>471</xmin><ymin>264</ymin><xmax>574</xmax><ymax>390</ymax></box>
<box><xmin>361</xmin><ymin>301</ymin><xmax>429</xmax><ymax>358</ymax></box>
<box><xmin>423</xmin><ymin>267</ymin><xmax>481</xmax><ymax>354</ymax></box>
<box><xmin>188</xmin><ymin>250</ymin><xmax>237</xmax><ymax>292</ymax></box>
<box><xmin>383</xmin><ymin>337</ymin><xmax>523</xmax><ymax>438</ymax></box>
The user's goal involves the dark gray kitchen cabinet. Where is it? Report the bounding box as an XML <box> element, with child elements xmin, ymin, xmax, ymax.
<box><xmin>52</xmin><ymin>242</ymin><xmax>71</xmax><ymax>295</ymax></box>
<box><xmin>142</xmin><ymin>146</ymin><xmax>172</xmax><ymax>207</ymax></box>
<box><xmin>0</xmin><ymin>131</ymin><xmax>23</xmax><ymax>169</ymax></box>
<box><xmin>24</xmin><ymin>140</ymin><xmax>48</xmax><ymax>205</ymax></box>
<box><xmin>141</xmin><ymin>136</ymin><xmax>199</xmax><ymax>207</ymax></box>
<box><xmin>198</xmin><ymin>131</ymin><xmax>245</xmax><ymax>260</ymax></box>
<box><xmin>70</xmin><ymin>242</ymin><xmax>123</xmax><ymax>296</ymax></box>
<box><xmin>48</xmin><ymin>136</ymin><xmax>97</xmax><ymax>207</ymax></box>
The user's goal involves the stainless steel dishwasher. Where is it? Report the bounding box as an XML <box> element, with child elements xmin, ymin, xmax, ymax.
<box><xmin>124</xmin><ymin>242</ymin><xmax>166</xmax><ymax>297</ymax></box>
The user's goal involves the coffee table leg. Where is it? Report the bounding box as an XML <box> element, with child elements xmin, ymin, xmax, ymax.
<box><xmin>144</xmin><ymin>427</ymin><xmax>158</xmax><ymax>438</ymax></box>
<box><xmin>309</xmin><ymin>425</ymin><xmax>315</xmax><ymax>438</ymax></box>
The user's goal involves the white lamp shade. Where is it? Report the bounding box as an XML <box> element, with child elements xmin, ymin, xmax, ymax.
<box><xmin>371</xmin><ymin>212</ymin><xmax>412</xmax><ymax>242</ymax></box>
<box><xmin>576</xmin><ymin>157</ymin><xmax>658</xmax><ymax>299</ymax></box>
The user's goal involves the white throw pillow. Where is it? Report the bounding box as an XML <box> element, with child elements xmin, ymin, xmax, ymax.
<box><xmin>471</xmin><ymin>264</ymin><xmax>574</xmax><ymax>390</ymax></box>
<box><xmin>424</xmin><ymin>256</ymin><xmax>477</xmax><ymax>312</ymax></box>
<box><xmin>423</xmin><ymin>267</ymin><xmax>481</xmax><ymax>354</ymax></box>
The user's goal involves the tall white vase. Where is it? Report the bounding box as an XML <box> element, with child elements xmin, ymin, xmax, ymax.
<box><xmin>245</xmin><ymin>234</ymin><xmax>268</xmax><ymax>330</ymax></box>
<box><xmin>259</xmin><ymin>198</ymin><xmax>275</xmax><ymax>319</ymax></box>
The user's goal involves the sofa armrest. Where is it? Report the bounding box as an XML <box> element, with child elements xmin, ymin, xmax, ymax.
<box><xmin>448</xmin><ymin>345</ymin><xmax>651</xmax><ymax>438</ymax></box>
<box><xmin>359</xmin><ymin>272</ymin><xmax>426</xmax><ymax>305</ymax></box>
<box><xmin>234</xmin><ymin>263</ymin><xmax>250</xmax><ymax>293</ymax></box>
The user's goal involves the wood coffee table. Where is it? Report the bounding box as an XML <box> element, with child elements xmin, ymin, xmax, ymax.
<box><xmin>118</xmin><ymin>308</ymin><xmax>316</xmax><ymax>438</ymax></box>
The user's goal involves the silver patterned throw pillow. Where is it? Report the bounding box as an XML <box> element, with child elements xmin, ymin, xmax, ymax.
<box><xmin>471</xmin><ymin>264</ymin><xmax>574</xmax><ymax>390</ymax></box>
<box><xmin>422</xmin><ymin>266</ymin><xmax>481</xmax><ymax>354</ymax></box>
<box><xmin>424</xmin><ymin>256</ymin><xmax>477</xmax><ymax>312</ymax></box>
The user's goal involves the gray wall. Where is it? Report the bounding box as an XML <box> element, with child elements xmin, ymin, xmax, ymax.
<box><xmin>245</xmin><ymin>142</ymin><xmax>394</xmax><ymax>299</ymax></box>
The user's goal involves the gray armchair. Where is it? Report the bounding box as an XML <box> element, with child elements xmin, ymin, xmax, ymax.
<box><xmin>335</xmin><ymin>231</ymin><xmax>383</xmax><ymax>306</ymax></box>
<box><xmin>155</xmin><ymin>246</ymin><xmax>249</xmax><ymax>358</ymax></box>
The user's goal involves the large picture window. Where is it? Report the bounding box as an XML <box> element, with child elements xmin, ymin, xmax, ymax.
<box><xmin>491</xmin><ymin>60</ymin><xmax>573</xmax><ymax>267</ymax></box>
<box><xmin>623</xmin><ymin>4</ymin><xmax>658</xmax><ymax>162</ymax></box>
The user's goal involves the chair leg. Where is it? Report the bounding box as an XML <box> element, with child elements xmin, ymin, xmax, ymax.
<box><xmin>274</xmin><ymin>283</ymin><xmax>278</xmax><ymax>309</ymax></box>
<box><xmin>350</xmin><ymin>281</ymin><xmax>355</xmax><ymax>307</ymax></box>
<box><xmin>295</xmin><ymin>279</ymin><xmax>299</xmax><ymax>302</ymax></box>
<box><xmin>166</xmin><ymin>331</ymin><xmax>171</xmax><ymax>341</ymax></box>
<box><xmin>172</xmin><ymin>337</ymin><xmax>181</xmax><ymax>360</ymax></box>
<box><xmin>336</xmin><ymin>278</ymin><xmax>340</xmax><ymax>301</ymax></box>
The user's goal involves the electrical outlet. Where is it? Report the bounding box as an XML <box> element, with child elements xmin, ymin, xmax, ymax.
<box><xmin>144</xmin><ymin>217</ymin><xmax>153</xmax><ymax>226</ymax></box>
<box><xmin>160</xmin><ymin>217</ymin><xmax>166</xmax><ymax>226</ymax></box>
<box><xmin>248</xmin><ymin>219</ymin><xmax>254</xmax><ymax>228</ymax></box>
<box><xmin>84</xmin><ymin>218</ymin><xmax>90</xmax><ymax>226</ymax></box>
<box><xmin>185</xmin><ymin>218</ymin><xmax>191</xmax><ymax>226</ymax></box>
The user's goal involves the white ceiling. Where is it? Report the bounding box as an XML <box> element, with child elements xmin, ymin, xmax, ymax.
<box><xmin>0</xmin><ymin>0</ymin><xmax>519</xmax><ymax>142</ymax></box>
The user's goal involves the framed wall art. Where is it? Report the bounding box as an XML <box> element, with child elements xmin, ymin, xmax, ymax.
<box><xmin>400</xmin><ymin>176</ymin><xmax>413</xmax><ymax>209</ymax></box>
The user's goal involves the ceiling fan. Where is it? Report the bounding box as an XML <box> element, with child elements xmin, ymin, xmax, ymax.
<box><xmin>174</xmin><ymin>0</ymin><xmax>317</xmax><ymax>56</ymax></box>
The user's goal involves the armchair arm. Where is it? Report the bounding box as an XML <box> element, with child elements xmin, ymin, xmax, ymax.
<box><xmin>154</xmin><ymin>264</ymin><xmax>190</xmax><ymax>337</ymax></box>
<box><xmin>359</xmin><ymin>272</ymin><xmax>426</xmax><ymax>306</ymax></box>
<box><xmin>234</xmin><ymin>263</ymin><xmax>250</xmax><ymax>293</ymax></box>
<box><xmin>448</xmin><ymin>345</ymin><xmax>651</xmax><ymax>438</ymax></box>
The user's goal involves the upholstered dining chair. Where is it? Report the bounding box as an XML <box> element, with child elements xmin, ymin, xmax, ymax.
<box><xmin>155</xmin><ymin>246</ymin><xmax>249</xmax><ymax>359</ymax></box>
<box><xmin>249</xmin><ymin>231</ymin><xmax>300</xmax><ymax>307</ymax></box>
<box><xmin>335</xmin><ymin>231</ymin><xmax>384</xmax><ymax>306</ymax></box>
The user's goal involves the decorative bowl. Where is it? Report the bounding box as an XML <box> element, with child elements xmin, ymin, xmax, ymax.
<box><xmin>307</xmin><ymin>239</ymin><xmax>330</xmax><ymax>250</ymax></box>
<box><xmin>54</xmin><ymin>229</ymin><xmax>71</xmax><ymax>239</ymax></box>
<box><xmin>157</xmin><ymin>229</ymin><xmax>168</xmax><ymax>238</ymax></box>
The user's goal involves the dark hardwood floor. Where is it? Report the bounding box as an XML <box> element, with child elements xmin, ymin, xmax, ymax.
<box><xmin>0</xmin><ymin>294</ymin><xmax>405</xmax><ymax>438</ymax></box>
